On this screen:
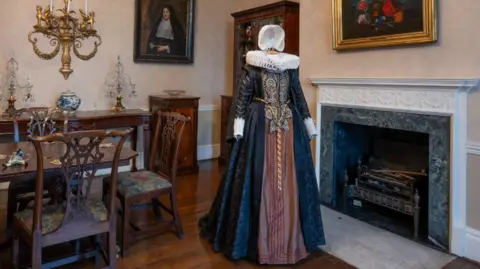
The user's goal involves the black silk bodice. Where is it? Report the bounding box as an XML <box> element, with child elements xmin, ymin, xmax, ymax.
<box><xmin>226</xmin><ymin>65</ymin><xmax>312</xmax><ymax>141</ymax></box>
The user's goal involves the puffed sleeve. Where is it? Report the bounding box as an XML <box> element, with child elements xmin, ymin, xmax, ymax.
<box><xmin>290</xmin><ymin>69</ymin><xmax>317</xmax><ymax>138</ymax></box>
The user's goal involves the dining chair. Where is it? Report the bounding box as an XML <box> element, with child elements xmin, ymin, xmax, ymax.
<box><xmin>103</xmin><ymin>111</ymin><xmax>189</xmax><ymax>257</ymax></box>
<box><xmin>6</xmin><ymin>107</ymin><xmax>59</xmax><ymax>233</ymax></box>
<box><xmin>12</xmin><ymin>129</ymin><xmax>131</xmax><ymax>269</ymax></box>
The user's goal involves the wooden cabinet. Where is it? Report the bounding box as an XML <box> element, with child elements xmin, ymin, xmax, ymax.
<box><xmin>231</xmin><ymin>0</ymin><xmax>299</xmax><ymax>92</ymax></box>
<box><xmin>219</xmin><ymin>1</ymin><xmax>300</xmax><ymax>163</ymax></box>
<box><xmin>149</xmin><ymin>95</ymin><xmax>200</xmax><ymax>175</ymax></box>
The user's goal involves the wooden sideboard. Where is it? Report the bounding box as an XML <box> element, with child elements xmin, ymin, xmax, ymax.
<box><xmin>149</xmin><ymin>95</ymin><xmax>200</xmax><ymax>175</ymax></box>
<box><xmin>0</xmin><ymin>109</ymin><xmax>151</xmax><ymax>171</ymax></box>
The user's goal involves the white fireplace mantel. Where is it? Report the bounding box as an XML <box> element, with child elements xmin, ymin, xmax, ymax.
<box><xmin>310</xmin><ymin>77</ymin><xmax>480</xmax><ymax>262</ymax></box>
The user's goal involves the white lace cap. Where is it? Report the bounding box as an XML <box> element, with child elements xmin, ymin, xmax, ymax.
<box><xmin>258</xmin><ymin>25</ymin><xmax>285</xmax><ymax>52</ymax></box>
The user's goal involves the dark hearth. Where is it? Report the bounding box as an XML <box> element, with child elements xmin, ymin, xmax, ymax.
<box><xmin>334</xmin><ymin>122</ymin><xmax>429</xmax><ymax>242</ymax></box>
<box><xmin>320</xmin><ymin>106</ymin><xmax>450</xmax><ymax>250</ymax></box>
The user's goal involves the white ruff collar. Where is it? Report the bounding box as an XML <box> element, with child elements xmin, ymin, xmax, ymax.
<box><xmin>246</xmin><ymin>50</ymin><xmax>299</xmax><ymax>72</ymax></box>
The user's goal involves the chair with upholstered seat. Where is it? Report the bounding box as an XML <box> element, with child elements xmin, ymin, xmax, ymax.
<box><xmin>7</xmin><ymin>107</ymin><xmax>60</xmax><ymax>234</ymax></box>
<box><xmin>103</xmin><ymin>111</ymin><xmax>189</xmax><ymax>257</ymax></box>
<box><xmin>12</xmin><ymin>129</ymin><xmax>131</xmax><ymax>269</ymax></box>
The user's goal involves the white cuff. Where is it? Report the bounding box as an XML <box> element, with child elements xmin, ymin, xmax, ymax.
<box><xmin>304</xmin><ymin>117</ymin><xmax>317</xmax><ymax>137</ymax></box>
<box><xmin>233</xmin><ymin>117</ymin><xmax>245</xmax><ymax>138</ymax></box>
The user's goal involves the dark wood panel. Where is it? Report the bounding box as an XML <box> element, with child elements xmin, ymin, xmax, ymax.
<box><xmin>149</xmin><ymin>95</ymin><xmax>200</xmax><ymax>176</ymax></box>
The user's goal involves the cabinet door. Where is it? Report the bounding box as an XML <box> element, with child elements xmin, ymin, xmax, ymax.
<box><xmin>256</xmin><ymin>16</ymin><xmax>284</xmax><ymax>30</ymax></box>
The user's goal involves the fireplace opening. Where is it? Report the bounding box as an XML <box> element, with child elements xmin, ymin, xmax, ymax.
<box><xmin>332</xmin><ymin>121</ymin><xmax>431</xmax><ymax>245</ymax></box>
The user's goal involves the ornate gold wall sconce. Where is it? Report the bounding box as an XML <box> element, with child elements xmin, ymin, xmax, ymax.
<box><xmin>28</xmin><ymin>0</ymin><xmax>102</xmax><ymax>80</ymax></box>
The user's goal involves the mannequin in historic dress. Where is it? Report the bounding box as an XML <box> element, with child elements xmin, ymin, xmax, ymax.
<box><xmin>199</xmin><ymin>25</ymin><xmax>325</xmax><ymax>265</ymax></box>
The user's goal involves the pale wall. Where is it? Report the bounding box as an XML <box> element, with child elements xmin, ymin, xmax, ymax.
<box><xmin>0</xmin><ymin>0</ymin><xmax>233</xmax><ymax>147</ymax></box>
<box><xmin>299</xmin><ymin>0</ymin><xmax>480</xmax><ymax>231</ymax></box>
<box><xmin>233</xmin><ymin>0</ymin><xmax>480</xmax><ymax>230</ymax></box>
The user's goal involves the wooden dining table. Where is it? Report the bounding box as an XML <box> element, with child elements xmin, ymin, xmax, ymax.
<box><xmin>0</xmin><ymin>140</ymin><xmax>138</xmax><ymax>250</ymax></box>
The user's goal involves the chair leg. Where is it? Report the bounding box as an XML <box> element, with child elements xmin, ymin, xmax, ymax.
<box><xmin>170</xmin><ymin>192</ymin><xmax>184</xmax><ymax>239</ymax></box>
<box><xmin>108</xmin><ymin>231</ymin><xmax>117</xmax><ymax>268</ymax></box>
<box><xmin>12</xmin><ymin>230</ymin><xmax>19</xmax><ymax>269</ymax></box>
<box><xmin>31</xmin><ymin>235</ymin><xmax>42</xmax><ymax>269</ymax></box>
<box><xmin>121</xmin><ymin>200</ymin><xmax>131</xmax><ymax>257</ymax></box>
<box><xmin>151</xmin><ymin>198</ymin><xmax>164</xmax><ymax>222</ymax></box>
<box><xmin>94</xmin><ymin>235</ymin><xmax>102</xmax><ymax>269</ymax></box>
<box><xmin>6</xmin><ymin>191</ymin><xmax>18</xmax><ymax>233</ymax></box>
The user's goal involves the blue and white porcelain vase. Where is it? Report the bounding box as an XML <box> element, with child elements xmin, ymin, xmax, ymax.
<box><xmin>56</xmin><ymin>90</ymin><xmax>81</xmax><ymax>114</ymax></box>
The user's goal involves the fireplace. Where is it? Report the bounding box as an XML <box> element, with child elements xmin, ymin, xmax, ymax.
<box><xmin>310</xmin><ymin>78</ymin><xmax>479</xmax><ymax>260</ymax></box>
<box><xmin>320</xmin><ymin>106</ymin><xmax>451</xmax><ymax>250</ymax></box>
<box><xmin>333</xmin><ymin>120</ymin><xmax>432</xmax><ymax>242</ymax></box>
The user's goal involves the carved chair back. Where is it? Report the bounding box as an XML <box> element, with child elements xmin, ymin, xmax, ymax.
<box><xmin>149</xmin><ymin>111</ymin><xmax>190</xmax><ymax>185</ymax></box>
<box><xmin>25</xmin><ymin>107</ymin><xmax>57</xmax><ymax>137</ymax></box>
<box><xmin>29</xmin><ymin>129</ymin><xmax>131</xmax><ymax>235</ymax></box>
<box><xmin>11</xmin><ymin>107</ymin><xmax>58</xmax><ymax>143</ymax></box>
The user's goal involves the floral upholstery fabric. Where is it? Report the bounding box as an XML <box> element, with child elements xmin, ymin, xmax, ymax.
<box><xmin>14</xmin><ymin>197</ymin><xmax>108</xmax><ymax>235</ymax></box>
<box><xmin>112</xmin><ymin>171</ymin><xmax>172</xmax><ymax>197</ymax></box>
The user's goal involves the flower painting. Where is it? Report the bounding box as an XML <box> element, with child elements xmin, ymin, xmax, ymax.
<box><xmin>134</xmin><ymin>0</ymin><xmax>195</xmax><ymax>63</ymax></box>
<box><xmin>332</xmin><ymin>0</ymin><xmax>437</xmax><ymax>50</ymax></box>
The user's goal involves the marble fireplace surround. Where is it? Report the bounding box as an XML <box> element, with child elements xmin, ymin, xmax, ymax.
<box><xmin>310</xmin><ymin>78</ymin><xmax>479</xmax><ymax>259</ymax></box>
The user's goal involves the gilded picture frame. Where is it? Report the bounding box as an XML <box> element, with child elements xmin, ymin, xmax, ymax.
<box><xmin>134</xmin><ymin>0</ymin><xmax>195</xmax><ymax>63</ymax></box>
<box><xmin>332</xmin><ymin>0</ymin><xmax>437</xmax><ymax>50</ymax></box>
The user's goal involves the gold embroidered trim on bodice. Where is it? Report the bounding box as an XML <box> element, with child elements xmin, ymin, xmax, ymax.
<box><xmin>258</xmin><ymin>70</ymin><xmax>293</xmax><ymax>191</ymax></box>
<box><xmin>262</xmin><ymin>71</ymin><xmax>292</xmax><ymax>134</ymax></box>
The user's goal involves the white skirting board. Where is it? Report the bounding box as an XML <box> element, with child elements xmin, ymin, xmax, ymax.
<box><xmin>465</xmin><ymin>227</ymin><xmax>480</xmax><ymax>263</ymax></box>
<box><xmin>197</xmin><ymin>143</ymin><xmax>220</xmax><ymax>161</ymax></box>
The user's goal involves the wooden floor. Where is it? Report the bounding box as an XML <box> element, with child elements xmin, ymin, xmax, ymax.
<box><xmin>0</xmin><ymin>160</ymin><xmax>478</xmax><ymax>269</ymax></box>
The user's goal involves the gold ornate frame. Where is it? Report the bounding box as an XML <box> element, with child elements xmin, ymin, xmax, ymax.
<box><xmin>332</xmin><ymin>0</ymin><xmax>437</xmax><ymax>50</ymax></box>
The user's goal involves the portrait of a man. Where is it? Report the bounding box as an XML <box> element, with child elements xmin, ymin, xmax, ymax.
<box><xmin>134</xmin><ymin>0</ymin><xmax>195</xmax><ymax>63</ymax></box>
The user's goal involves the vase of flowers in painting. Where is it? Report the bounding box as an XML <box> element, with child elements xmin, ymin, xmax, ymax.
<box><xmin>56</xmin><ymin>90</ymin><xmax>81</xmax><ymax>115</ymax></box>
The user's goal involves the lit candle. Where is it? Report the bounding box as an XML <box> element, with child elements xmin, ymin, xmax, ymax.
<box><xmin>85</xmin><ymin>0</ymin><xmax>88</xmax><ymax>13</ymax></box>
<box><xmin>67</xmin><ymin>0</ymin><xmax>70</xmax><ymax>12</ymax></box>
<box><xmin>50</xmin><ymin>0</ymin><xmax>53</xmax><ymax>11</ymax></box>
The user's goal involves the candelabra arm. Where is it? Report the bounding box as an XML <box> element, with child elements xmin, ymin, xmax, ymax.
<box><xmin>72</xmin><ymin>34</ymin><xmax>102</xmax><ymax>61</ymax></box>
<box><xmin>28</xmin><ymin>31</ymin><xmax>61</xmax><ymax>60</ymax></box>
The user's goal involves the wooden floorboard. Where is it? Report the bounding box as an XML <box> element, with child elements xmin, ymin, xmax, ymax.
<box><xmin>0</xmin><ymin>160</ymin><xmax>478</xmax><ymax>269</ymax></box>
<box><xmin>443</xmin><ymin>258</ymin><xmax>480</xmax><ymax>269</ymax></box>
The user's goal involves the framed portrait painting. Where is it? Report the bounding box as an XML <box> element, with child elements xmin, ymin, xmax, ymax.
<box><xmin>134</xmin><ymin>0</ymin><xmax>195</xmax><ymax>63</ymax></box>
<box><xmin>332</xmin><ymin>0</ymin><xmax>437</xmax><ymax>50</ymax></box>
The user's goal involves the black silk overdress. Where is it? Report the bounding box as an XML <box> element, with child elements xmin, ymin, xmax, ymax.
<box><xmin>199</xmin><ymin>65</ymin><xmax>325</xmax><ymax>262</ymax></box>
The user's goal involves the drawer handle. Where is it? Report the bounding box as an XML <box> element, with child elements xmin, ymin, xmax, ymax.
<box><xmin>179</xmin><ymin>157</ymin><xmax>188</xmax><ymax>163</ymax></box>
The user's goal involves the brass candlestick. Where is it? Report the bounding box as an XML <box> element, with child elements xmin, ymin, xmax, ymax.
<box><xmin>28</xmin><ymin>0</ymin><xmax>102</xmax><ymax>80</ymax></box>
<box><xmin>105</xmin><ymin>56</ymin><xmax>137</xmax><ymax>112</ymax></box>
